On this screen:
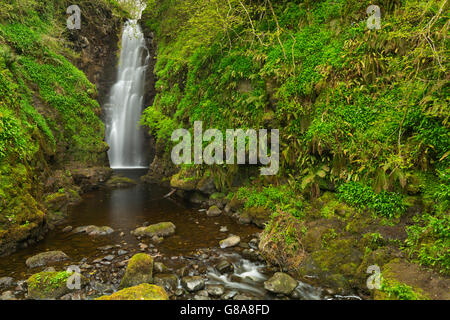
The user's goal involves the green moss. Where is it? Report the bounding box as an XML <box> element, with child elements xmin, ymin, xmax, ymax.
<box><xmin>119</xmin><ymin>253</ymin><xmax>154</xmax><ymax>289</ymax></box>
<box><xmin>96</xmin><ymin>283</ymin><xmax>169</xmax><ymax>300</ymax></box>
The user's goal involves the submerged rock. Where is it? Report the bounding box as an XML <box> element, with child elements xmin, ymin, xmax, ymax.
<box><xmin>73</xmin><ymin>225</ymin><xmax>114</xmax><ymax>236</ymax></box>
<box><xmin>119</xmin><ymin>253</ymin><xmax>153</xmax><ymax>289</ymax></box>
<box><xmin>96</xmin><ymin>283</ymin><xmax>169</xmax><ymax>300</ymax></box>
<box><xmin>264</xmin><ymin>272</ymin><xmax>298</xmax><ymax>295</ymax></box>
<box><xmin>181</xmin><ymin>276</ymin><xmax>205</xmax><ymax>292</ymax></box>
<box><xmin>219</xmin><ymin>235</ymin><xmax>241</xmax><ymax>249</ymax></box>
<box><xmin>105</xmin><ymin>175</ymin><xmax>137</xmax><ymax>189</ymax></box>
<box><xmin>132</xmin><ymin>222</ymin><xmax>176</xmax><ymax>238</ymax></box>
<box><xmin>26</xmin><ymin>251</ymin><xmax>69</xmax><ymax>268</ymax></box>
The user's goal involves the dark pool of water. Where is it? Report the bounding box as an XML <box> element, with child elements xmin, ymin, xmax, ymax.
<box><xmin>0</xmin><ymin>169</ymin><xmax>259</xmax><ymax>280</ymax></box>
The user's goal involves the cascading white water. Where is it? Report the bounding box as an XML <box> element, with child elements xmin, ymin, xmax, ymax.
<box><xmin>105</xmin><ymin>20</ymin><xmax>149</xmax><ymax>169</ymax></box>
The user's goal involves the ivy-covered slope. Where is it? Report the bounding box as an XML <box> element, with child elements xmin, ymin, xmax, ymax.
<box><xmin>0</xmin><ymin>0</ymin><xmax>125</xmax><ymax>255</ymax></box>
<box><xmin>141</xmin><ymin>0</ymin><xmax>449</xmax><ymax>298</ymax></box>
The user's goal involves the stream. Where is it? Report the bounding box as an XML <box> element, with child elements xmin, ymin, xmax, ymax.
<box><xmin>0</xmin><ymin>170</ymin><xmax>360</xmax><ymax>300</ymax></box>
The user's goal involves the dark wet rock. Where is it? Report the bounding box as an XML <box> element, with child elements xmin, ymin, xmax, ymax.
<box><xmin>215</xmin><ymin>260</ymin><xmax>234</xmax><ymax>274</ymax></box>
<box><xmin>242</xmin><ymin>249</ymin><xmax>260</xmax><ymax>261</ymax></box>
<box><xmin>0</xmin><ymin>277</ymin><xmax>14</xmax><ymax>289</ymax></box>
<box><xmin>239</xmin><ymin>242</ymin><xmax>250</xmax><ymax>249</ymax></box>
<box><xmin>197</xmin><ymin>176</ymin><xmax>216</xmax><ymax>195</ymax></box>
<box><xmin>26</xmin><ymin>251</ymin><xmax>69</xmax><ymax>268</ymax></box>
<box><xmin>132</xmin><ymin>222</ymin><xmax>176</xmax><ymax>238</ymax></box>
<box><xmin>62</xmin><ymin>226</ymin><xmax>73</xmax><ymax>233</ymax></box>
<box><xmin>264</xmin><ymin>272</ymin><xmax>298</xmax><ymax>295</ymax></box>
<box><xmin>154</xmin><ymin>262</ymin><xmax>169</xmax><ymax>274</ymax></box>
<box><xmin>181</xmin><ymin>276</ymin><xmax>205</xmax><ymax>292</ymax></box>
<box><xmin>154</xmin><ymin>274</ymin><xmax>178</xmax><ymax>291</ymax></box>
<box><xmin>219</xmin><ymin>235</ymin><xmax>240</xmax><ymax>249</ymax></box>
<box><xmin>0</xmin><ymin>291</ymin><xmax>16</xmax><ymax>300</ymax></box>
<box><xmin>176</xmin><ymin>266</ymin><xmax>189</xmax><ymax>277</ymax></box>
<box><xmin>222</xmin><ymin>290</ymin><xmax>238</xmax><ymax>300</ymax></box>
<box><xmin>70</xmin><ymin>167</ymin><xmax>113</xmax><ymax>192</ymax></box>
<box><xmin>206</xmin><ymin>284</ymin><xmax>225</xmax><ymax>297</ymax></box>
<box><xmin>249</xmin><ymin>238</ymin><xmax>259</xmax><ymax>249</ymax></box>
<box><xmin>119</xmin><ymin>253</ymin><xmax>153</xmax><ymax>289</ymax></box>
<box><xmin>207</xmin><ymin>205</ymin><xmax>222</xmax><ymax>217</ymax></box>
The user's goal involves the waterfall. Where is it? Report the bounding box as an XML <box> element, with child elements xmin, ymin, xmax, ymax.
<box><xmin>105</xmin><ymin>20</ymin><xmax>149</xmax><ymax>169</ymax></box>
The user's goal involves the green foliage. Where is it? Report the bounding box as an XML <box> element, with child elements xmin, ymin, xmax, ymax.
<box><xmin>404</xmin><ymin>213</ymin><xmax>450</xmax><ymax>275</ymax></box>
<box><xmin>380</xmin><ymin>277</ymin><xmax>428</xmax><ymax>300</ymax></box>
<box><xmin>236</xmin><ymin>185</ymin><xmax>304</xmax><ymax>219</ymax></box>
<box><xmin>337</xmin><ymin>181</ymin><xmax>406</xmax><ymax>218</ymax></box>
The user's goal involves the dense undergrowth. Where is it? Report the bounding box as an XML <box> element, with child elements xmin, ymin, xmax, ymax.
<box><xmin>141</xmin><ymin>0</ymin><xmax>449</xmax><ymax>285</ymax></box>
<box><xmin>0</xmin><ymin>0</ymin><xmax>124</xmax><ymax>247</ymax></box>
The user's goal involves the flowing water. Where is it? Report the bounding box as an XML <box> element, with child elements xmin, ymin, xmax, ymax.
<box><xmin>105</xmin><ymin>20</ymin><xmax>149</xmax><ymax>169</ymax></box>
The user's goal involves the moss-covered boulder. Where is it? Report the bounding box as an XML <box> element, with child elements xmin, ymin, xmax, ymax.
<box><xmin>105</xmin><ymin>175</ymin><xmax>137</xmax><ymax>189</ymax></box>
<box><xmin>96</xmin><ymin>283</ymin><xmax>169</xmax><ymax>300</ymax></box>
<box><xmin>26</xmin><ymin>251</ymin><xmax>69</xmax><ymax>268</ymax></box>
<box><xmin>132</xmin><ymin>222</ymin><xmax>176</xmax><ymax>238</ymax></box>
<box><xmin>264</xmin><ymin>272</ymin><xmax>298</xmax><ymax>295</ymax></box>
<box><xmin>119</xmin><ymin>253</ymin><xmax>154</xmax><ymax>289</ymax></box>
<box><xmin>27</xmin><ymin>271</ymin><xmax>86</xmax><ymax>300</ymax></box>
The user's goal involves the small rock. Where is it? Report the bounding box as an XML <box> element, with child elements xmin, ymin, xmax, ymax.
<box><xmin>219</xmin><ymin>235</ymin><xmax>240</xmax><ymax>249</ymax></box>
<box><xmin>234</xmin><ymin>294</ymin><xmax>254</xmax><ymax>300</ymax></box>
<box><xmin>206</xmin><ymin>206</ymin><xmax>222</xmax><ymax>217</ymax></box>
<box><xmin>138</xmin><ymin>243</ymin><xmax>148</xmax><ymax>250</ymax></box>
<box><xmin>62</xmin><ymin>226</ymin><xmax>73</xmax><ymax>233</ymax></box>
<box><xmin>206</xmin><ymin>284</ymin><xmax>225</xmax><ymax>297</ymax></box>
<box><xmin>174</xmin><ymin>288</ymin><xmax>184</xmax><ymax>296</ymax></box>
<box><xmin>215</xmin><ymin>260</ymin><xmax>234</xmax><ymax>274</ymax></box>
<box><xmin>222</xmin><ymin>290</ymin><xmax>238</xmax><ymax>300</ymax></box>
<box><xmin>0</xmin><ymin>277</ymin><xmax>14</xmax><ymax>289</ymax></box>
<box><xmin>194</xmin><ymin>294</ymin><xmax>210</xmax><ymax>300</ymax></box>
<box><xmin>219</xmin><ymin>226</ymin><xmax>228</xmax><ymax>233</ymax></box>
<box><xmin>97</xmin><ymin>245</ymin><xmax>114</xmax><ymax>251</ymax></box>
<box><xmin>103</xmin><ymin>255</ymin><xmax>115</xmax><ymax>261</ymax></box>
<box><xmin>117</xmin><ymin>250</ymin><xmax>128</xmax><ymax>256</ymax></box>
<box><xmin>181</xmin><ymin>276</ymin><xmax>205</xmax><ymax>292</ymax></box>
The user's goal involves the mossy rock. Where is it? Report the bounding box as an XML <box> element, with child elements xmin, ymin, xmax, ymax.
<box><xmin>27</xmin><ymin>271</ymin><xmax>86</xmax><ymax>300</ymax></box>
<box><xmin>105</xmin><ymin>175</ymin><xmax>137</xmax><ymax>189</ymax></box>
<box><xmin>170</xmin><ymin>172</ymin><xmax>200</xmax><ymax>191</ymax></box>
<box><xmin>119</xmin><ymin>253</ymin><xmax>154</xmax><ymax>289</ymax></box>
<box><xmin>226</xmin><ymin>195</ymin><xmax>245</xmax><ymax>213</ymax></box>
<box><xmin>197</xmin><ymin>176</ymin><xmax>216</xmax><ymax>195</ymax></box>
<box><xmin>132</xmin><ymin>222</ymin><xmax>176</xmax><ymax>238</ymax></box>
<box><xmin>44</xmin><ymin>193</ymin><xmax>69</xmax><ymax>212</ymax></box>
<box><xmin>244</xmin><ymin>206</ymin><xmax>272</xmax><ymax>228</ymax></box>
<box><xmin>96</xmin><ymin>283</ymin><xmax>169</xmax><ymax>300</ymax></box>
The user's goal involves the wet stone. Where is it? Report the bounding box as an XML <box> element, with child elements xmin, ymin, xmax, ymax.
<box><xmin>0</xmin><ymin>277</ymin><xmax>14</xmax><ymax>289</ymax></box>
<box><xmin>206</xmin><ymin>284</ymin><xmax>225</xmax><ymax>297</ymax></box>
<box><xmin>215</xmin><ymin>260</ymin><xmax>234</xmax><ymax>274</ymax></box>
<box><xmin>181</xmin><ymin>276</ymin><xmax>205</xmax><ymax>292</ymax></box>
